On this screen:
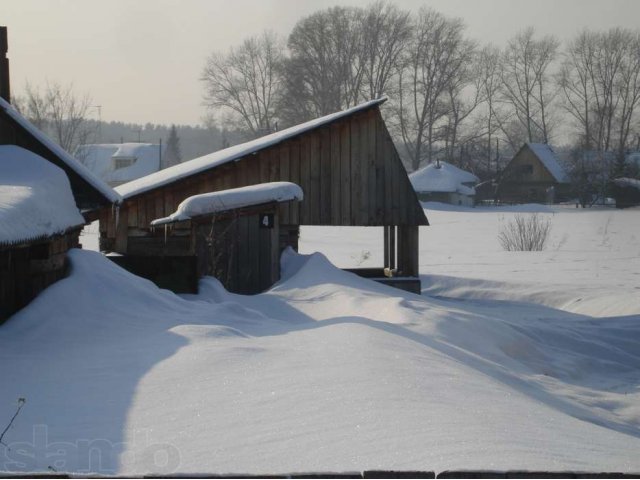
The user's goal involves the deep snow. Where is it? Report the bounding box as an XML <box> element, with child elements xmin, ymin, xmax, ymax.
<box><xmin>0</xmin><ymin>145</ymin><xmax>85</xmax><ymax>245</ymax></box>
<box><xmin>1</xmin><ymin>204</ymin><xmax>639</xmax><ymax>475</ymax></box>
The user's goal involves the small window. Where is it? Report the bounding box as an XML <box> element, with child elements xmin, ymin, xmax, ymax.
<box><xmin>521</xmin><ymin>164</ymin><xmax>534</xmax><ymax>175</ymax></box>
<box><xmin>114</xmin><ymin>158</ymin><xmax>135</xmax><ymax>170</ymax></box>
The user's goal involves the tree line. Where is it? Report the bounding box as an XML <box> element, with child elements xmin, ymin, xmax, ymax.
<box><xmin>11</xmin><ymin>81</ymin><xmax>244</xmax><ymax>163</ymax></box>
<box><xmin>201</xmin><ymin>1</ymin><xmax>640</xmax><ymax>183</ymax></box>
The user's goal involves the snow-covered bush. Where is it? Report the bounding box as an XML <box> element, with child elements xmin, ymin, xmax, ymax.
<box><xmin>498</xmin><ymin>213</ymin><xmax>552</xmax><ymax>251</ymax></box>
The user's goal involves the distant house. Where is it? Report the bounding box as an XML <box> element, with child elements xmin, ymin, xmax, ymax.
<box><xmin>498</xmin><ymin>143</ymin><xmax>570</xmax><ymax>204</ymax></box>
<box><xmin>409</xmin><ymin>161</ymin><xmax>479</xmax><ymax>206</ymax></box>
<box><xmin>99</xmin><ymin>98</ymin><xmax>428</xmax><ymax>295</ymax></box>
<box><xmin>75</xmin><ymin>143</ymin><xmax>163</xmax><ymax>188</ymax></box>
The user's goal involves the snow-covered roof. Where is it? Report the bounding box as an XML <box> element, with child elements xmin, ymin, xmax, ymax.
<box><xmin>75</xmin><ymin>143</ymin><xmax>162</xmax><ymax>185</ymax></box>
<box><xmin>116</xmin><ymin>98</ymin><xmax>387</xmax><ymax>200</ymax></box>
<box><xmin>0</xmin><ymin>97</ymin><xmax>121</xmax><ymax>205</ymax></box>
<box><xmin>527</xmin><ymin>143</ymin><xmax>570</xmax><ymax>183</ymax></box>
<box><xmin>409</xmin><ymin>161</ymin><xmax>479</xmax><ymax>196</ymax></box>
<box><xmin>151</xmin><ymin>182</ymin><xmax>304</xmax><ymax>226</ymax></box>
<box><xmin>613</xmin><ymin>177</ymin><xmax>640</xmax><ymax>190</ymax></box>
<box><xmin>0</xmin><ymin>145</ymin><xmax>86</xmax><ymax>246</ymax></box>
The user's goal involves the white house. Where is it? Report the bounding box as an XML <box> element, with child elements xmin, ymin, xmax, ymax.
<box><xmin>75</xmin><ymin>143</ymin><xmax>164</xmax><ymax>187</ymax></box>
<box><xmin>409</xmin><ymin>161</ymin><xmax>479</xmax><ymax>206</ymax></box>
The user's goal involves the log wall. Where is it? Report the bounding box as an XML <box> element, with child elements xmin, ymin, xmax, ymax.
<box><xmin>0</xmin><ymin>229</ymin><xmax>81</xmax><ymax>322</ymax></box>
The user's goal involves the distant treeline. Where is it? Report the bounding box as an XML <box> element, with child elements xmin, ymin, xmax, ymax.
<box><xmin>202</xmin><ymin>0</ymin><xmax>640</xmax><ymax>186</ymax></box>
<box><xmin>83</xmin><ymin>119</ymin><xmax>244</xmax><ymax>162</ymax></box>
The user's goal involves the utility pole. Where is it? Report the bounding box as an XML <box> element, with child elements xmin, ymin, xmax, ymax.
<box><xmin>90</xmin><ymin>105</ymin><xmax>102</xmax><ymax>142</ymax></box>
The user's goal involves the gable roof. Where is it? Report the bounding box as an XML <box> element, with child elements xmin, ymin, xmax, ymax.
<box><xmin>526</xmin><ymin>143</ymin><xmax>570</xmax><ymax>183</ymax></box>
<box><xmin>116</xmin><ymin>98</ymin><xmax>387</xmax><ymax>199</ymax></box>
<box><xmin>409</xmin><ymin>161</ymin><xmax>479</xmax><ymax>195</ymax></box>
<box><xmin>75</xmin><ymin>143</ymin><xmax>162</xmax><ymax>185</ymax></box>
<box><xmin>0</xmin><ymin>97</ymin><xmax>121</xmax><ymax>209</ymax></box>
<box><xmin>0</xmin><ymin>145</ymin><xmax>85</xmax><ymax>247</ymax></box>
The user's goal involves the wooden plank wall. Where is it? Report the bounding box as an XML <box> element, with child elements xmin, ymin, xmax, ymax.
<box><xmin>103</xmin><ymin>106</ymin><xmax>427</xmax><ymax>254</ymax></box>
<box><xmin>194</xmin><ymin>210</ymin><xmax>280</xmax><ymax>294</ymax></box>
<box><xmin>0</xmin><ymin>229</ymin><xmax>80</xmax><ymax>322</ymax></box>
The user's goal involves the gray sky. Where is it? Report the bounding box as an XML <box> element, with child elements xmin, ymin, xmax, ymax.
<box><xmin>3</xmin><ymin>0</ymin><xmax>640</xmax><ymax>126</ymax></box>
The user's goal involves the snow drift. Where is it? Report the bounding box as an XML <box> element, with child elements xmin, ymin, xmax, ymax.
<box><xmin>0</xmin><ymin>145</ymin><xmax>85</xmax><ymax>245</ymax></box>
<box><xmin>1</xmin><ymin>248</ymin><xmax>639</xmax><ymax>475</ymax></box>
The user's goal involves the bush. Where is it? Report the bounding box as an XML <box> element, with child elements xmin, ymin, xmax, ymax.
<box><xmin>498</xmin><ymin>213</ymin><xmax>552</xmax><ymax>251</ymax></box>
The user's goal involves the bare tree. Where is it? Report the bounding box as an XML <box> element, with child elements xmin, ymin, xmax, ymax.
<box><xmin>395</xmin><ymin>8</ymin><xmax>474</xmax><ymax>171</ymax></box>
<box><xmin>477</xmin><ymin>45</ymin><xmax>504</xmax><ymax>174</ymax></box>
<box><xmin>360</xmin><ymin>1</ymin><xmax>412</xmax><ymax>100</ymax></box>
<box><xmin>559</xmin><ymin>28</ymin><xmax>640</xmax><ymax>183</ymax></box>
<box><xmin>611</xmin><ymin>31</ymin><xmax>640</xmax><ymax>172</ymax></box>
<box><xmin>441</xmin><ymin>47</ymin><xmax>484</xmax><ymax>167</ymax></box>
<box><xmin>15</xmin><ymin>81</ymin><xmax>95</xmax><ymax>155</ymax></box>
<box><xmin>202</xmin><ymin>31</ymin><xmax>284</xmax><ymax>138</ymax></box>
<box><xmin>500</xmin><ymin>28</ymin><xmax>559</xmax><ymax>146</ymax></box>
<box><xmin>278</xmin><ymin>6</ymin><xmax>365</xmax><ymax>126</ymax></box>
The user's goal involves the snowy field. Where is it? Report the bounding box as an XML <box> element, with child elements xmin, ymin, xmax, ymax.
<box><xmin>1</xmin><ymin>204</ymin><xmax>639</xmax><ymax>475</ymax></box>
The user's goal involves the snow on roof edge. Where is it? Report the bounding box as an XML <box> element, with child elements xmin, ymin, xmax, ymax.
<box><xmin>0</xmin><ymin>145</ymin><xmax>86</xmax><ymax>246</ymax></box>
<box><xmin>0</xmin><ymin>97</ymin><xmax>122</xmax><ymax>205</ymax></box>
<box><xmin>116</xmin><ymin>98</ymin><xmax>387</xmax><ymax>200</ymax></box>
<box><xmin>613</xmin><ymin>177</ymin><xmax>640</xmax><ymax>190</ymax></box>
<box><xmin>150</xmin><ymin>182</ymin><xmax>304</xmax><ymax>226</ymax></box>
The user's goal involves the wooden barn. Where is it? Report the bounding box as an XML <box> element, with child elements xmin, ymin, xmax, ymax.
<box><xmin>497</xmin><ymin>143</ymin><xmax>571</xmax><ymax>204</ymax></box>
<box><xmin>0</xmin><ymin>27</ymin><xmax>120</xmax><ymax>321</ymax></box>
<box><xmin>99</xmin><ymin>98</ymin><xmax>429</xmax><ymax>294</ymax></box>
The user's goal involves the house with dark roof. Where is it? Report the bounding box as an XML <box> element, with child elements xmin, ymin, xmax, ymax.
<box><xmin>497</xmin><ymin>143</ymin><xmax>571</xmax><ymax>204</ymax></box>
<box><xmin>99</xmin><ymin>98</ymin><xmax>428</xmax><ymax>294</ymax></box>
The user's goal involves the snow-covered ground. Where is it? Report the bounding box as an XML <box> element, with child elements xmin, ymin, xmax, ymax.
<box><xmin>301</xmin><ymin>203</ymin><xmax>640</xmax><ymax>317</ymax></box>
<box><xmin>1</xmin><ymin>204</ymin><xmax>639</xmax><ymax>475</ymax></box>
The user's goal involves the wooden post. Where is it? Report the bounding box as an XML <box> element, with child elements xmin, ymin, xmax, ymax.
<box><xmin>383</xmin><ymin>226</ymin><xmax>389</xmax><ymax>267</ymax></box>
<box><xmin>389</xmin><ymin>225</ymin><xmax>396</xmax><ymax>270</ymax></box>
<box><xmin>397</xmin><ymin>225</ymin><xmax>419</xmax><ymax>277</ymax></box>
<box><xmin>0</xmin><ymin>26</ymin><xmax>10</xmax><ymax>102</ymax></box>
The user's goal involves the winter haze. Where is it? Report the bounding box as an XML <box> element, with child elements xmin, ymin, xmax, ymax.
<box><xmin>3</xmin><ymin>0</ymin><xmax>640</xmax><ymax>125</ymax></box>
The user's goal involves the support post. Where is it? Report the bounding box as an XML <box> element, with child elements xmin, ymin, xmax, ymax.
<box><xmin>397</xmin><ymin>225</ymin><xmax>419</xmax><ymax>277</ymax></box>
<box><xmin>389</xmin><ymin>225</ymin><xmax>396</xmax><ymax>270</ymax></box>
<box><xmin>383</xmin><ymin>226</ymin><xmax>389</xmax><ymax>268</ymax></box>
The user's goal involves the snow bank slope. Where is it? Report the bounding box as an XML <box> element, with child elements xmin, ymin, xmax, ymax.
<box><xmin>1</xmin><ymin>249</ymin><xmax>639</xmax><ymax>475</ymax></box>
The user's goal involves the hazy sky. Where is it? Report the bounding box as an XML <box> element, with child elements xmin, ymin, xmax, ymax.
<box><xmin>3</xmin><ymin>0</ymin><xmax>640</xmax><ymax>126</ymax></box>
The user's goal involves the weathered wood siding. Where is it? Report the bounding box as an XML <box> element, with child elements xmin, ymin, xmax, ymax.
<box><xmin>194</xmin><ymin>208</ymin><xmax>280</xmax><ymax>294</ymax></box>
<box><xmin>101</xmin><ymin>107</ymin><xmax>427</xmax><ymax>252</ymax></box>
<box><xmin>0</xmin><ymin>229</ymin><xmax>80</xmax><ymax>322</ymax></box>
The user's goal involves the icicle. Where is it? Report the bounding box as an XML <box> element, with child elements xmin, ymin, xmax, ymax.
<box><xmin>164</xmin><ymin>224</ymin><xmax>168</xmax><ymax>245</ymax></box>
